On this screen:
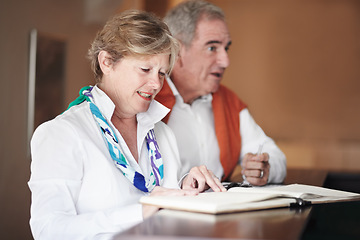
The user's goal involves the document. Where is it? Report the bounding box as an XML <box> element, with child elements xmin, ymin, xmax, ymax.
<box><xmin>140</xmin><ymin>184</ymin><xmax>360</xmax><ymax>214</ymax></box>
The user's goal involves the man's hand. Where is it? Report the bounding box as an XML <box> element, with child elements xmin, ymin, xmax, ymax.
<box><xmin>241</xmin><ymin>153</ymin><xmax>270</xmax><ymax>186</ymax></box>
<box><xmin>182</xmin><ymin>165</ymin><xmax>227</xmax><ymax>192</ymax></box>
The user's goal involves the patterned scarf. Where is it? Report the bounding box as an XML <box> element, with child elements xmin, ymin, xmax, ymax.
<box><xmin>67</xmin><ymin>86</ymin><xmax>163</xmax><ymax>192</ymax></box>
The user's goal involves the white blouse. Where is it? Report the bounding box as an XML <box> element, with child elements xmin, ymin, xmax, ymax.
<box><xmin>28</xmin><ymin>86</ymin><xmax>181</xmax><ymax>240</ymax></box>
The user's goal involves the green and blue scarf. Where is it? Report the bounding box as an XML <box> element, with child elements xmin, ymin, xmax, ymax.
<box><xmin>67</xmin><ymin>86</ymin><xmax>164</xmax><ymax>192</ymax></box>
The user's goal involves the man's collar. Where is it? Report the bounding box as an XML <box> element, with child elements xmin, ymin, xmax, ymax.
<box><xmin>166</xmin><ymin>76</ymin><xmax>213</xmax><ymax>104</ymax></box>
<box><xmin>165</xmin><ymin>76</ymin><xmax>180</xmax><ymax>97</ymax></box>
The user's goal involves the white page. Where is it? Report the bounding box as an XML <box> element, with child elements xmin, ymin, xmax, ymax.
<box><xmin>140</xmin><ymin>184</ymin><xmax>360</xmax><ymax>214</ymax></box>
<box><xmin>228</xmin><ymin>184</ymin><xmax>360</xmax><ymax>201</ymax></box>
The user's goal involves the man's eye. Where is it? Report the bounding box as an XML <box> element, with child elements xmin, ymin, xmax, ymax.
<box><xmin>208</xmin><ymin>46</ymin><xmax>216</xmax><ymax>52</ymax></box>
<box><xmin>225</xmin><ymin>46</ymin><xmax>230</xmax><ymax>52</ymax></box>
<box><xmin>141</xmin><ymin>68</ymin><xmax>150</xmax><ymax>72</ymax></box>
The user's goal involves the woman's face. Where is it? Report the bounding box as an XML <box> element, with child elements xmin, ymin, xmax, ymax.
<box><xmin>100</xmin><ymin>54</ymin><xmax>169</xmax><ymax>118</ymax></box>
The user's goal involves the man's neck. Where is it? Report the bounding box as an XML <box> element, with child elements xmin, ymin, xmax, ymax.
<box><xmin>169</xmin><ymin>77</ymin><xmax>200</xmax><ymax>105</ymax></box>
<box><xmin>178</xmin><ymin>89</ymin><xmax>198</xmax><ymax>105</ymax></box>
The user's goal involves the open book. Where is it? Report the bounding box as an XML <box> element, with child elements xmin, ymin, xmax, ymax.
<box><xmin>140</xmin><ymin>184</ymin><xmax>360</xmax><ymax>214</ymax></box>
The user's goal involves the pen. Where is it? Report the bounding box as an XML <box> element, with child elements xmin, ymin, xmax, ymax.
<box><xmin>257</xmin><ymin>143</ymin><xmax>264</xmax><ymax>178</ymax></box>
<box><xmin>257</xmin><ymin>143</ymin><xmax>264</xmax><ymax>156</ymax></box>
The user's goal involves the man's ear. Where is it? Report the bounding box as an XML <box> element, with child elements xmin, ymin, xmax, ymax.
<box><xmin>177</xmin><ymin>42</ymin><xmax>186</xmax><ymax>67</ymax></box>
<box><xmin>98</xmin><ymin>51</ymin><xmax>112</xmax><ymax>75</ymax></box>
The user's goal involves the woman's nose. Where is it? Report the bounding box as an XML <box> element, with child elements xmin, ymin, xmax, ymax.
<box><xmin>149</xmin><ymin>74</ymin><xmax>162</xmax><ymax>89</ymax></box>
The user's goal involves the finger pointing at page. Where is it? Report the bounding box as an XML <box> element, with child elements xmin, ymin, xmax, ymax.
<box><xmin>182</xmin><ymin>165</ymin><xmax>227</xmax><ymax>192</ymax></box>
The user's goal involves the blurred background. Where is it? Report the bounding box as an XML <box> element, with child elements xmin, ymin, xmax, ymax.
<box><xmin>1</xmin><ymin>0</ymin><xmax>359</xmax><ymax>238</ymax></box>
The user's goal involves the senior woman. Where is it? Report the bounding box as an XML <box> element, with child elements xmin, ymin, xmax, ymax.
<box><xmin>28</xmin><ymin>10</ymin><xmax>225</xmax><ymax>240</ymax></box>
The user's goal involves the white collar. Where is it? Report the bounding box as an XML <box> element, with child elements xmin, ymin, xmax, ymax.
<box><xmin>91</xmin><ymin>85</ymin><xmax>170</xmax><ymax>130</ymax></box>
<box><xmin>166</xmin><ymin>77</ymin><xmax>213</xmax><ymax>105</ymax></box>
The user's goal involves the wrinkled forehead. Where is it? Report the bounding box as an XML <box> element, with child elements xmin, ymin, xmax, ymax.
<box><xmin>193</xmin><ymin>18</ymin><xmax>231</xmax><ymax>45</ymax></box>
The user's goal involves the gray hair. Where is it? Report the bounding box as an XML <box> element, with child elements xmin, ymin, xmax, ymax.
<box><xmin>164</xmin><ymin>0</ymin><xmax>225</xmax><ymax>47</ymax></box>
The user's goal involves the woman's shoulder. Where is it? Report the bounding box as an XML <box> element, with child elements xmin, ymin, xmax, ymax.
<box><xmin>59</xmin><ymin>102</ymin><xmax>93</xmax><ymax>124</ymax></box>
<box><xmin>154</xmin><ymin>120</ymin><xmax>170</xmax><ymax>134</ymax></box>
<box><xmin>154</xmin><ymin>120</ymin><xmax>177</xmax><ymax>141</ymax></box>
<box><xmin>32</xmin><ymin>102</ymin><xmax>92</xmax><ymax>138</ymax></box>
<box><xmin>153</xmin><ymin>120</ymin><xmax>180</xmax><ymax>161</ymax></box>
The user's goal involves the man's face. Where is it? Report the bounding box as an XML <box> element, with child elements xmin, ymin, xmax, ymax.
<box><xmin>173</xmin><ymin>18</ymin><xmax>231</xmax><ymax>103</ymax></box>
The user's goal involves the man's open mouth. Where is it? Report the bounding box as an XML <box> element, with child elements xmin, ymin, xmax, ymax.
<box><xmin>211</xmin><ymin>73</ymin><xmax>222</xmax><ymax>78</ymax></box>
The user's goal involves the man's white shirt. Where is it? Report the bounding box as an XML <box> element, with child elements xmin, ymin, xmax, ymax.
<box><xmin>166</xmin><ymin>77</ymin><xmax>286</xmax><ymax>183</ymax></box>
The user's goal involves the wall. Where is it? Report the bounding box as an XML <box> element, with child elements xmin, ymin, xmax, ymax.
<box><xmin>0</xmin><ymin>0</ymin><xmax>139</xmax><ymax>238</ymax></box>
<box><xmin>211</xmin><ymin>0</ymin><xmax>360</xmax><ymax>171</ymax></box>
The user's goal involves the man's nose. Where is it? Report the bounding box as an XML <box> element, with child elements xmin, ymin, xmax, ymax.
<box><xmin>217</xmin><ymin>49</ymin><xmax>230</xmax><ymax>68</ymax></box>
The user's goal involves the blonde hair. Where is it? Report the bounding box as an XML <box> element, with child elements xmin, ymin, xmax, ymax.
<box><xmin>88</xmin><ymin>10</ymin><xmax>179</xmax><ymax>82</ymax></box>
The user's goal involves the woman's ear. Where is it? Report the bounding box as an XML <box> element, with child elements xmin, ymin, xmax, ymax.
<box><xmin>98</xmin><ymin>51</ymin><xmax>112</xmax><ymax>75</ymax></box>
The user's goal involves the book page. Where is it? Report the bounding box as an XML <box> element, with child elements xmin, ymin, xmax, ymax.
<box><xmin>271</xmin><ymin>184</ymin><xmax>360</xmax><ymax>202</ymax></box>
<box><xmin>140</xmin><ymin>189</ymin><xmax>298</xmax><ymax>214</ymax></box>
<box><xmin>228</xmin><ymin>184</ymin><xmax>360</xmax><ymax>202</ymax></box>
<box><xmin>140</xmin><ymin>191</ymin><xmax>293</xmax><ymax>214</ymax></box>
<box><xmin>140</xmin><ymin>184</ymin><xmax>360</xmax><ymax>214</ymax></box>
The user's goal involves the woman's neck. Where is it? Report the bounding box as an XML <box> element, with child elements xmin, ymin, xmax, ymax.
<box><xmin>111</xmin><ymin>113</ymin><xmax>139</xmax><ymax>162</ymax></box>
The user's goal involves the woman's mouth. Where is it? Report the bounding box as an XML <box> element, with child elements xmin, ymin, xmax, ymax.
<box><xmin>137</xmin><ymin>91</ymin><xmax>152</xmax><ymax>101</ymax></box>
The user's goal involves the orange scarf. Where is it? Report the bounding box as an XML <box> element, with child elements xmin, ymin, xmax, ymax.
<box><xmin>156</xmin><ymin>80</ymin><xmax>247</xmax><ymax>181</ymax></box>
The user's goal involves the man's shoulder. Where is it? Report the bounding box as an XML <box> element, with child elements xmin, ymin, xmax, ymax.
<box><xmin>218</xmin><ymin>84</ymin><xmax>237</xmax><ymax>96</ymax></box>
<box><xmin>215</xmin><ymin>84</ymin><xmax>247</xmax><ymax>108</ymax></box>
<box><xmin>155</xmin><ymin>79</ymin><xmax>176</xmax><ymax>107</ymax></box>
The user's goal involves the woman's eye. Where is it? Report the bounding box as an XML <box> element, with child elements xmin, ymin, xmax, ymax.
<box><xmin>158</xmin><ymin>72</ymin><xmax>166</xmax><ymax>80</ymax></box>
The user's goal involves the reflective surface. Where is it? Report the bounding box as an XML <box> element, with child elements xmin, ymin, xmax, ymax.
<box><xmin>113</xmin><ymin>168</ymin><xmax>360</xmax><ymax>240</ymax></box>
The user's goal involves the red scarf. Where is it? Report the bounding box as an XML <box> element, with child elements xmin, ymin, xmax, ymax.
<box><xmin>156</xmin><ymin>80</ymin><xmax>247</xmax><ymax>180</ymax></box>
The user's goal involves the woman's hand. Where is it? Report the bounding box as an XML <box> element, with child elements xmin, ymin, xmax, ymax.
<box><xmin>143</xmin><ymin>165</ymin><xmax>227</xmax><ymax>218</ymax></box>
<box><xmin>182</xmin><ymin>165</ymin><xmax>227</xmax><ymax>193</ymax></box>
<box><xmin>142</xmin><ymin>186</ymin><xmax>199</xmax><ymax>218</ymax></box>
